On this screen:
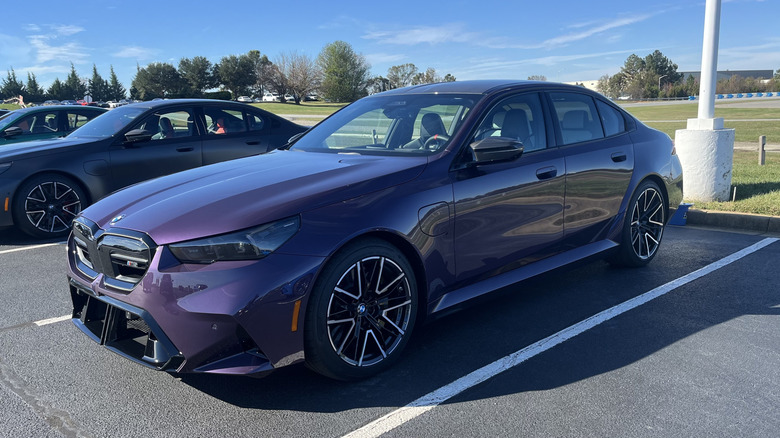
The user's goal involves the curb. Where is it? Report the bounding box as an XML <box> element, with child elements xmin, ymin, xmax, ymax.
<box><xmin>683</xmin><ymin>208</ymin><xmax>780</xmax><ymax>234</ymax></box>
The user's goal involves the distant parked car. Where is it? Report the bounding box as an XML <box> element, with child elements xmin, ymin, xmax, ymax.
<box><xmin>43</xmin><ymin>100</ymin><xmax>61</xmax><ymax>106</ymax></box>
<box><xmin>0</xmin><ymin>99</ymin><xmax>307</xmax><ymax>238</ymax></box>
<box><xmin>61</xmin><ymin>100</ymin><xmax>78</xmax><ymax>105</ymax></box>
<box><xmin>236</xmin><ymin>96</ymin><xmax>253</xmax><ymax>103</ymax></box>
<box><xmin>0</xmin><ymin>105</ymin><xmax>106</xmax><ymax>146</ymax></box>
<box><xmin>283</xmin><ymin>94</ymin><xmax>295</xmax><ymax>102</ymax></box>
<box><xmin>262</xmin><ymin>93</ymin><xmax>280</xmax><ymax>102</ymax></box>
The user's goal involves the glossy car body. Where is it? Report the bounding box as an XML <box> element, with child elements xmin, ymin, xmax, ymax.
<box><xmin>67</xmin><ymin>81</ymin><xmax>683</xmax><ymax>380</ymax></box>
<box><xmin>0</xmin><ymin>105</ymin><xmax>106</xmax><ymax>145</ymax></box>
<box><xmin>0</xmin><ymin>99</ymin><xmax>306</xmax><ymax>237</ymax></box>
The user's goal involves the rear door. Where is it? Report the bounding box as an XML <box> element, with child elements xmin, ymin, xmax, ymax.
<box><xmin>201</xmin><ymin>106</ymin><xmax>274</xmax><ymax>164</ymax></box>
<box><xmin>548</xmin><ymin>92</ymin><xmax>635</xmax><ymax>250</ymax></box>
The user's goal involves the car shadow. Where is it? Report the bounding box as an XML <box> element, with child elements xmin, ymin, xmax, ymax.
<box><xmin>178</xmin><ymin>229</ymin><xmax>780</xmax><ymax>413</ymax></box>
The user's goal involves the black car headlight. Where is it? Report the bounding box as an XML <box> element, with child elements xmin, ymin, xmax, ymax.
<box><xmin>168</xmin><ymin>216</ymin><xmax>300</xmax><ymax>264</ymax></box>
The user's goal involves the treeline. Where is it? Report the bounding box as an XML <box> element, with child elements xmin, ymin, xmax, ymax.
<box><xmin>598</xmin><ymin>50</ymin><xmax>780</xmax><ymax>99</ymax></box>
<box><xmin>1</xmin><ymin>40</ymin><xmax>455</xmax><ymax>104</ymax></box>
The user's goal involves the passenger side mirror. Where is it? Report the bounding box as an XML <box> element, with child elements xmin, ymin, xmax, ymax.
<box><xmin>2</xmin><ymin>126</ymin><xmax>23</xmax><ymax>138</ymax></box>
<box><xmin>124</xmin><ymin>129</ymin><xmax>153</xmax><ymax>144</ymax></box>
<box><xmin>469</xmin><ymin>137</ymin><xmax>524</xmax><ymax>164</ymax></box>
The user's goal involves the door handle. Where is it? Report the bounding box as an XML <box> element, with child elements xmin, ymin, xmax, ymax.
<box><xmin>611</xmin><ymin>152</ymin><xmax>627</xmax><ymax>162</ymax></box>
<box><xmin>536</xmin><ymin>166</ymin><xmax>557</xmax><ymax>180</ymax></box>
<box><xmin>176</xmin><ymin>147</ymin><xmax>194</xmax><ymax>152</ymax></box>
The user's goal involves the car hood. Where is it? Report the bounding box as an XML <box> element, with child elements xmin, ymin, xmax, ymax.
<box><xmin>0</xmin><ymin>137</ymin><xmax>88</xmax><ymax>159</ymax></box>
<box><xmin>82</xmin><ymin>150</ymin><xmax>428</xmax><ymax>244</ymax></box>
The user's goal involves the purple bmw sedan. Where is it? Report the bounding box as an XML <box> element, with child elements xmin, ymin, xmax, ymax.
<box><xmin>67</xmin><ymin>80</ymin><xmax>683</xmax><ymax>380</ymax></box>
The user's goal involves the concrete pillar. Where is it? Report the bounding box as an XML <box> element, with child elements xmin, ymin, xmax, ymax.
<box><xmin>675</xmin><ymin>0</ymin><xmax>735</xmax><ymax>202</ymax></box>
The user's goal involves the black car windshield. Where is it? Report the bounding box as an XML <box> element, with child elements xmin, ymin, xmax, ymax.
<box><xmin>290</xmin><ymin>93</ymin><xmax>477</xmax><ymax>155</ymax></box>
<box><xmin>67</xmin><ymin>106</ymin><xmax>147</xmax><ymax>139</ymax></box>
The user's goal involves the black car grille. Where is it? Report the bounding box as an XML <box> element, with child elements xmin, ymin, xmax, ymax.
<box><xmin>70</xmin><ymin>280</ymin><xmax>183</xmax><ymax>371</ymax></box>
<box><xmin>72</xmin><ymin>217</ymin><xmax>155</xmax><ymax>292</ymax></box>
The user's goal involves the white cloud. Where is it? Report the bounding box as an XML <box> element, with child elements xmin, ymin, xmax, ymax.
<box><xmin>365</xmin><ymin>52</ymin><xmax>407</xmax><ymax>64</ymax></box>
<box><xmin>23</xmin><ymin>24</ymin><xmax>41</xmax><ymax>32</ymax></box>
<box><xmin>113</xmin><ymin>46</ymin><xmax>158</xmax><ymax>59</ymax></box>
<box><xmin>53</xmin><ymin>25</ymin><xmax>85</xmax><ymax>36</ymax></box>
<box><xmin>28</xmin><ymin>35</ymin><xmax>89</xmax><ymax>64</ymax></box>
<box><xmin>363</xmin><ymin>24</ymin><xmax>477</xmax><ymax>45</ymax></box>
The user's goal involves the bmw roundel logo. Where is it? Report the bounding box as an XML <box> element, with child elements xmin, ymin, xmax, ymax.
<box><xmin>110</xmin><ymin>214</ymin><xmax>126</xmax><ymax>225</ymax></box>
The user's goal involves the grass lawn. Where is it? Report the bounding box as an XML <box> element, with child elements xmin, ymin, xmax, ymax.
<box><xmin>249</xmin><ymin>101</ymin><xmax>346</xmax><ymax>116</ymax></box>
<box><xmin>689</xmin><ymin>149</ymin><xmax>780</xmax><ymax>216</ymax></box>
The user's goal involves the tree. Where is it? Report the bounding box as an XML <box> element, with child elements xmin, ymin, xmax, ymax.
<box><xmin>386</xmin><ymin>63</ymin><xmax>418</xmax><ymax>89</ymax></box>
<box><xmin>178</xmin><ymin>56</ymin><xmax>216</xmax><ymax>97</ymax></box>
<box><xmin>88</xmin><ymin>65</ymin><xmax>109</xmax><ymax>101</ymax></box>
<box><xmin>131</xmin><ymin>62</ymin><xmax>187</xmax><ymax>100</ymax></box>
<box><xmin>63</xmin><ymin>63</ymin><xmax>88</xmax><ymax>100</ymax></box>
<box><xmin>25</xmin><ymin>72</ymin><xmax>46</xmax><ymax>102</ymax></box>
<box><xmin>47</xmin><ymin>78</ymin><xmax>67</xmax><ymax>101</ymax></box>
<box><xmin>266</xmin><ymin>54</ymin><xmax>291</xmax><ymax>101</ymax></box>
<box><xmin>1</xmin><ymin>68</ymin><xmax>25</xmax><ymax>100</ymax></box>
<box><xmin>411</xmin><ymin>67</ymin><xmax>440</xmax><ymax>85</ymax></box>
<box><xmin>286</xmin><ymin>51</ymin><xmax>321</xmax><ymax>104</ymax></box>
<box><xmin>442</xmin><ymin>73</ymin><xmax>456</xmax><ymax>82</ymax></box>
<box><xmin>367</xmin><ymin>76</ymin><xmax>391</xmax><ymax>94</ymax></box>
<box><xmin>247</xmin><ymin>50</ymin><xmax>273</xmax><ymax>96</ymax></box>
<box><xmin>317</xmin><ymin>41</ymin><xmax>371</xmax><ymax>102</ymax></box>
<box><xmin>527</xmin><ymin>75</ymin><xmax>547</xmax><ymax>81</ymax></box>
<box><xmin>216</xmin><ymin>53</ymin><xmax>258</xmax><ymax>99</ymax></box>
<box><xmin>106</xmin><ymin>66</ymin><xmax>127</xmax><ymax>101</ymax></box>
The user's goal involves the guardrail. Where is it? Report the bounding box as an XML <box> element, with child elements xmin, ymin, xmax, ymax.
<box><xmin>688</xmin><ymin>92</ymin><xmax>777</xmax><ymax>100</ymax></box>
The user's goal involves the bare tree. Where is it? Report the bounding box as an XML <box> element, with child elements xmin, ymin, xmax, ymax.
<box><xmin>287</xmin><ymin>52</ymin><xmax>321</xmax><ymax>104</ymax></box>
<box><xmin>267</xmin><ymin>53</ymin><xmax>291</xmax><ymax>101</ymax></box>
<box><xmin>387</xmin><ymin>63</ymin><xmax>418</xmax><ymax>89</ymax></box>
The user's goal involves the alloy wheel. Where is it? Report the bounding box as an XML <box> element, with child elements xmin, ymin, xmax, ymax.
<box><xmin>24</xmin><ymin>181</ymin><xmax>82</xmax><ymax>234</ymax></box>
<box><xmin>630</xmin><ymin>187</ymin><xmax>665</xmax><ymax>260</ymax></box>
<box><xmin>326</xmin><ymin>255</ymin><xmax>413</xmax><ymax>367</ymax></box>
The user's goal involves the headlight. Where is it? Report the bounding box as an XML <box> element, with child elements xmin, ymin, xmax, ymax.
<box><xmin>168</xmin><ymin>216</ymin><xmax>300</xmax><ymax>264</ymax></box>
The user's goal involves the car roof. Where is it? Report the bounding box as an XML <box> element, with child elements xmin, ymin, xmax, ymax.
<box><xmin>122</xmin><ymin>98</ymin><xmax>257</xmax><ymax>110</ymax></box>
<box><xmin>376</xmin><ymin>79</ymin><xmax>596</xmax><ymax>97</ymax></box>
<box><xmin>10</xmin><ymin>105</ymin><xmax>107</xmax><ymax>114</ymax></box>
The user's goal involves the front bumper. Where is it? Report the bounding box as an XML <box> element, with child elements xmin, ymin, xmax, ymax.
<box><xmin>66</xmin><ymin>221</ymin><xmax>324</xmax><ymax>375</ymax></box>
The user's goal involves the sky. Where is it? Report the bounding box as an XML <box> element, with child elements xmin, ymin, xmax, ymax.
<box><xmin>1</xmin><ymin>0</ymin><xmax>778</xmax><ymax>92</ymax></box>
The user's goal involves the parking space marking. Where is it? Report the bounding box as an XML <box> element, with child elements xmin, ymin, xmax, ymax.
<box><xmin>33</xmin><ymin>315</ymin><xmax>72</xmax><ymax>327</ymax></box>
<box><xmin>0</xmin><ymin>243</ymin><xmax>62</xmax><ymax>255</ymax></box>
<box><xmin>344</xmin><ymin>237</ymin><xmax>779</xmax><ymax>438</ymax></box>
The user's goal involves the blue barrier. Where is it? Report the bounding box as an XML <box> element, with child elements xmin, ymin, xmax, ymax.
<box><xmin>717</xmin><ymin>94</ymin><xmax>724</xmax><ymax>99</ymax></box>
<box><xmin>727</xmin><ymin>94</ymin><xmax>734</xmax><ymax>98</ymax></box>
<box><xmin>737</xmin><ymin>93</ymin><xmax>744</xmax><ymax>98</ymax></box>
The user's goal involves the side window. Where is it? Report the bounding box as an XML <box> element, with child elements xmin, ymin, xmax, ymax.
<box><xmin>595</xmin><ymin>100</ymin><xmax>626</xmax><ymax>137</ymax></box>
<box><xmin>14</xmin><ymin>112</ymin><xmax>58</xmax><ymax>134</ymax></box>
<box><xmin>474</xmin><ymin>92</ymin><xmax>546</xmax><ymax>152</ymax></box>
<box><xmin>550</xmin><ymin>93</ymin><xmax>605</xmax><ymax>145</ymax></box>
<box><xmin>66</xmin><ymin>112</ymin><xmax>98</xmax><ymax>131</ymax></box>
<box><xmin>247</xmin><ymin>113</ymin><xmax>265</xmax><ymax>131</ymax></box>
<box><xmin>205</xmin><ymin>109</ymin><xmax>247</xmax><ymax>135</ymax></box>
<box><xmin>132</xmin><ymin>109</ymin><xmax>195</xmax><ymax>140</ymax></box>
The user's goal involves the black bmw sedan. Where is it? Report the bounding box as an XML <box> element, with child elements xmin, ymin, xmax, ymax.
<box><xmin>0</xmin><ymin>99</ymin><xmax>306</xmax><ymax>238</ymax></box>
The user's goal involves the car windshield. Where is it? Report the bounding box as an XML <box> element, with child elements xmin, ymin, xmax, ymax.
<box><xmin>67</xmin><ymin>105</ymin><xmax>147</xmax><ymax>139</ymax></box>
<box><xmin>290</xmin><ymin>93</ymin><xmax>477</xmax><ymax>155</ymax></box>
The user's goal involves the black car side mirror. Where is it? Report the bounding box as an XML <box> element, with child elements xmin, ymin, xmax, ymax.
<box><xmin>2</xmin><ymin>126</ymin><xmax>23</xmax><ymax>138</ymax></box>
<box><xmin>124</xmin><ymin>129</ymin><xmax>153</xmax><ymax>144</ymax></box>
<box><xmin>469</xmin><ymin>137</ymin><xmax>524</xmax><ymax>164</ymax></box>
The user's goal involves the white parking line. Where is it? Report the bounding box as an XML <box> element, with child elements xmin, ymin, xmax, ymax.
<box><xmin>33</xmin><ymin>315</ymin><xmax>71</xmax><ymax>326</ymax></box>
<box><xmin>344</xmin><ymin>237</ymin><xmax>779</xmax><ymax>438</ymax></box>
<box><xmin>0</xmin><ymin>243</ymin><xmax>62</xmax><ymax>255</ymax></box>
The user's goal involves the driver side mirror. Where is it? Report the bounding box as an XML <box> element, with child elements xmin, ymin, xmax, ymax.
<box><xmin>469</xmin><ymin>137</ymin><xmax>524</xmax><ymax>164</ymax></box>
<box><xmin>124</xmin><ymin>128</ymin><xmax>153</xmax><ymax>144</ymax></box>
<box><xmin>2</xmin><ymin>126</ymin><xmax>23</xmax><ymax>138</ymax></box>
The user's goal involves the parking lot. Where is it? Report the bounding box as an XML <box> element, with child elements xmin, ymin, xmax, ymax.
<box><xmin>1</xmin><ymin>224</ymin><xmax>779</xmax><ymax>437</ymax></box>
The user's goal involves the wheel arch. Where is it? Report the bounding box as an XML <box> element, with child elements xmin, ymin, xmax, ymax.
<box><xmin>14</xmin><ymin>170</ymin><xmax>93</xmax><ymax>207</ymax></box>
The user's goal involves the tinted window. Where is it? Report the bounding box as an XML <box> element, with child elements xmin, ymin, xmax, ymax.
<box><xmin>247</xmin><ymin>113</ymin><xmax>265</xmax><ymax>131</ymax></box>
<box><xmin>595</xmin><ymin>100</ymin><xmax>626</xmax><ymax>137</ymax></box>
<box><xmin>132</xmin><ymin>109</ymin><xmax>195</xmax><ymax>140</ymax></box>
<box><xmin>550</xmin><ymin>93</ymin><xmax>605</xmax><ymax>145</ymax></box>
<box><xmin>474</xmin><ymin>93</ymin><xmax>546</xmax><ymax>152</ymax></box>
<box><xmin>205</xmin><ymin>109</ymin><xmax>246</xmax><ymax>135</ymax></box>
<box><xmin>13</xmin><ymin>111</ymin><xmax>58</xmax><ymax>134</ymax></box>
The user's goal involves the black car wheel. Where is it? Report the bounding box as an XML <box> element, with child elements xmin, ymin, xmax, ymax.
<box><xmin>13</xmin><ymin>174</ymin><xmax>85</xmax><ymax>238</ymax></box>
<box><xmin>305</xmin><ymin>238</ymin><xmax>418</xmax><ymax>380</ymax></box>
<box><xmin>609</xmin><ymin>180</ymin><xmax>666</xmax><ymax>267</ymax></box>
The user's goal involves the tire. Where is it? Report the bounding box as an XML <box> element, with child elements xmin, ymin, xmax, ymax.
<box><xmin>304</xmin><ymin>238</ymin><xmax>418</xmax><ymax>380</ymax></box>
<box><xmin>608</xmin><ymin>180</ymin><xmax>666</xmax><ymax>267</ymax></box>
<box><xmin>13</xmin><ymin>174</ymin><xmax>86</xmax><ymax>239</ymax></box>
